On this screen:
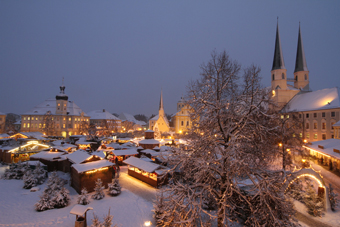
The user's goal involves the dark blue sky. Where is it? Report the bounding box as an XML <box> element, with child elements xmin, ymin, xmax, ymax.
<box><xmin>1</xmin><ymin>1</ymin><xmax>339</xmax><ymax>117</ymax></box>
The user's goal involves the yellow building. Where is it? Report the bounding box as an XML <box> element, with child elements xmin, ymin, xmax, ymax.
<box><xmin>272</xmin><ymin>22</ymin><xmax>340</xmax><ymax>142</ymax></box>
<box><xmin>21</xmin><ymin>82</ymin><xmax>90</xmax><ymax>138</ymax></box>
<box><xmin>0</xmin><ymin>112</ymin><xmax>6</xmax><ymax>134</ymax></box>
<box><xmin>171</xmin><ymin>97</ymin><xmax>193</xmax><ymax>134</ymax></box>
<box><xmin>149</xmin><ymin>91</ymin><xmax>170</xmax><ymax>134</ymax></box>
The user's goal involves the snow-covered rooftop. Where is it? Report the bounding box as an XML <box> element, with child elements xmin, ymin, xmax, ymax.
<box><xmin>112</xmin><ymin>148</ymin><xmax>138</xmax><ymax>156</ymax></box>
<box><xmin>305</xmin><ymin>139</ymin><xmax>340</xmax><ymax>160</ymax></box>
<box><xmin>87</xmin><ymin>110</ymin><xmax>120</xmax><ymax>120</ymax></box>
<box><xmin>65</xmin><ymin>149</ymin><xmax>91</xmax><ymax>164</ymax></box>
<box><xmin>23</xmin><ymin>98</ymin><xmax>88</xmax><ymax>117</ymax></box>
<box><xmin>30</xmin><ymin>151</ymin><xmax>66</xmax><ymax>161</ymax></box>
<box><xmin>105</xmin><ymin>142</ymin><xmax>121</xmax><ymax>149</ymax></box>
<box><xmin>123</xmin><ymin>156</ymin><xmax>161</xmax><ymax>173</ymax></box>
<box><xmin>14</xmin><ymin>132</ymin><xmax>46</xmax><ymax>140</ymax></box>
<box><xmin>138</xmin><ymin>139</ymin><xmax>160</xmax><ymax>145</ymax></box>
<box><xmin>72</xmin><ymin>159</ymin><xmax>115</xmax><ymax>173</ymax></box>
<box><xmin>0</xmin><ymin>133</ymin><xmax>10</xmax><ymax>138</ymax></box>
<box><xmin>118</xmin><ymin>113</ymin><xmax>146</xmax><ymax>125</ymax></box>
<box><xmin>283</xmin><ymin>87</ymin><xmax>340</xmax><ymax>112</ymax></box>
<box><xmin>334</xmin><ymin>120</ymin><xmax>340</xmax><ymax>127</ymax></box>
<box><xmin>70</xmin><ymin>205</ymin><xmax>93</xmax><ymax>216</ymax></box>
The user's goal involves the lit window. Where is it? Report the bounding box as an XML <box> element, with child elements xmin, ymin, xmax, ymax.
<box><xmin>28</xmin><ymin>117</ymin><xmax>30</xmax><ymax>120</ymax></box>
<box><xmin>299</xmin><ymin>133</ymin><xmax>302</xmax><ymax>138</ymax></box>
<box><xmin>23</xmin><ymin>123</ymin><xmax>26</xmax><ymax>128</ymax></box>
<box><xmin>63</xmin><ymin>124</ymin><xmax>65</xmax><ymax>128</ymax></box>
<box><xmin>281</xmin><ymin>115</ymin><xmax>284</xmax><ymax>119</ymax></box>
<box><xmin>36</xmin><ymin>118</ymin><xmax>38</xmax><ymax>120</ymax></box>
<box><xmin>306</xmin><ymin>133</ymin><xmax>309</xmax><ymax>139</ymax></box>
<box><xmin>314</xmin><ymin>134</ymin><xmax>318</xmax><ymax>139</ymax></box>
<box><xmin>27</xmin><ymin>123</ymin><xmax>30</xmax><ymax>128</ymax></box>
<box><xmin>39</xmin><ymin>124</ymin><xmax>41</xmax><ymax>128</ymax></box>
<box><xmin>69</xmin><ymin>118</ymin><xmax>71</xmax><ymax>121</ymax></box>
<box><xmin>63</xmin><ymin>117</ymin><xmax>66</xmax><ymax>121</ymax></box>
<box><xmin>24</xmin><ymin>117</ymin><xmax>26</xmax><ymax>120</ymax></box>
<box><xmin>322</xmin><ymin>122</ymin><xmax>326</xmax><ymax>130</ymax></box>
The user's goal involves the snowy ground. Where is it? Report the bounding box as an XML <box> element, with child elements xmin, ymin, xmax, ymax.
<box><xmin>0</xmin><ymin>168</ymin><xmax>156</xmax><ymax>227</ymax></box>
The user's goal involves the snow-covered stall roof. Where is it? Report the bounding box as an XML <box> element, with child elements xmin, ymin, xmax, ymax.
<box><xmin>65</xmin><ymin>149</ymin><xmax>91</xmax><ymax>164</ymax></box>
<box><xmin>112</xmin><ymin>148</ymin><xmax>138</xmax><ymax>156</ymax></box>
<box><xmin>87</xmin><ymin>110</ymin><xmax>120</xmax><ymax>120</ymax></box>
<box><xmin>105</xmin><ymin>142</ymin><xmax>121</xmax><ymax>149</ymax></box>
<box><xmin>22</xmin><ymin>98</ymin><xmax>88</xmax><ymax>117</ymax></box>
<box><xmin>72</xmin><ymin>159</ymin><xmax>115</xmax><ymax>173</ymax></box>
<box><xmin>52</xmin><ymin>143</ymin><xmax>77</xmax><ymax>151</ymax></box>
<box><xmin>30</xmin><ymin>151</ymin><xmax>66</xmax><ymax>161</ymax></box>
<box><xmin>24</xmin><ymin>160</ymin><xmax>47</xmax><ymax>167</ymax></box>
<box><xmin>138</xmin><ymin>139</ymin><xmax>160</xmax><ymax>145</ymax></box>
<box><xmin>305</xmin><ymin>139</ymin><xmax>340</xmax><ymax>160</ymax></box>
<box><xmin>13</xmin><ymin>132</ymin><xmax>46</xmax><ymax>140</ymax></box>
<box><xmin>282</xmin><ymin>87</ymin><xmax>340</xmax><ymax>112</ymax></box>
<box><xmin>92</xmin><ymin>150</ymin><xmax>106</xmax><ymax>159</ymax></box>
<box><xmin>0</xmin><ymin>133</ymin><xmax>10</xmax><ymax>138</ymax></box>
<box><xmin>75</xmin><ymin>137</ymin><xmax>96</xmax><ymax>145</ymax></box>
<box><xmin>123</xmin><ymin>156</ymin><xmax>161</xmax><ymax>173</ymax></box>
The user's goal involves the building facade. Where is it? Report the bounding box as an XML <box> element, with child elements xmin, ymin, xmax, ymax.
<box><xmin>21</xmin><ymin>83</ymin><xmax>90</xmax><ymax>138</ymax></box>
<box><xmin>88</xmin><ymin>109</ymin><xmax>122</xmax><ymax>136</ymax></box>
<box><xmin>171</xmin><ymin>97</ymin><xmax>193</xmax><ymax>134</ymax></box>
<box><xmin>271</xmin><ymin>22</ymin><xmax>340</xmax><ymax>142</ymax></box>
<box><xmin>149</xmin><ymin>91</ymin><xmax>170</xmax><ymax>133</ymax></box>
<box><xmin>0</xmin><ymin>112</ymin><xmax>6</xmax><ymax>134</ymax></box>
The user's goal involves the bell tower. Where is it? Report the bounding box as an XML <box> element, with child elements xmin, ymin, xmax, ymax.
<box><xmin>271</xmin><ymin>20</ymin><xmax>287</xmax><ymax>92</ymax></box>
<box><xmin>56</xmin><ymin>78</ymin><xmax>68</xmax><ymax>115</ymax></box>
<box><xmin>294</xmin><ymin>24</ymin><xmax>309</xmax><ymax>91</ymax></box>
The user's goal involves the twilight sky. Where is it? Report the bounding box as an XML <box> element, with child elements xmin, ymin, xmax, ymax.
<box><xmin>1</xmin><ymin>1</ymin><xmax>339</xmax><ymax>117</ymax></box>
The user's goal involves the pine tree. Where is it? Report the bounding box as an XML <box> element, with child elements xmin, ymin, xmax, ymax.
<box><xmin>35</xmin><ymin>191</ymin><xmax>55</xmax><ymax>211</ymax></box>
<box><xmin>329</xmin><ymin>183</ymin><xmax>339</xmax><ymax>211</ymax></box>
<box><xmin>54</xmin><ymin>186</ymin><xmax>70</xmax><ymax>208</ymax></box>
<box><xmin>23</xmin><ymin>169</ymin><xmax>38</xmax><ymax>189</ymax></box>
<box><xmin>90</xmin><ymin>213</ymin><xmax>101</xmax><ymax>227</ymax></box>
<box><xmin>92</xmin><ymin>178</ymin><xmax>105</xmax><ymax>200</ymax></box>
<box><xmin>287</xmin><ymin>178</ymin><xmax>304</xmax><ymax>202</ymax></box>
<box><xmin>33</xmin><ymin>163</ymin><xmax>47</xmax><ymax>185</ymax></box>
<box><xmin>304</xmin><ymin>182</ymin><xmax>324</xmax><ymax>217</ymax></box>
<box><xmin>77</xmin><ymin>188</ymin><xmax>90</xmax><ymax>205</ymax></box>
<box><xmin>102</xmin><ymin>208</ymin><xmax>113</xmax><ymax>227</ymax></box>
<box><xmin>107</xmin><ymin>179</ymin><xmax>121</xmax><ymax>196</ymax></box>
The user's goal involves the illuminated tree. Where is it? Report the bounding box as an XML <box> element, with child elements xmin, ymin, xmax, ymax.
<box><xmin>42</xmin><ymin>111</ymin><xmax>56</xmax><ymax>136</ymax></box>
<box><xmin>154</xmin><ymin>50</ymin><xmax>297</xmax><ymax>227</ymax></box>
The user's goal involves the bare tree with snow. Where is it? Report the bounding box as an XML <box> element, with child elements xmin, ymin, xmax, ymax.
<box><xmin>154</xmin><ymin>51</ymin><xmax>298</xmax><ymax>226</ymax></box>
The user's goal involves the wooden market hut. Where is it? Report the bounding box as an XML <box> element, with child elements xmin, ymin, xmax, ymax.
<box><xmin>30</xmin><ymin>150</ymin><xmax>67</xmax><ymax>171</ymax></box>
<box><xmin>138</xmin><ymin>130</ymin><xmax>160</xmax><ymax>149</ymax></box>
<box><xmin>123</xmin><ymin>156</ymin><xmax>168</xmax><ymax>188</ymax></box>
<box><xmin>106</xmin><ymin>148</ymin><xmax>139</xmax><ymax>165</ymax></box>
<box><xmin>71</xmin><ymin>159</ymin><xmax>116</xmax><ymax>194</ymax></box>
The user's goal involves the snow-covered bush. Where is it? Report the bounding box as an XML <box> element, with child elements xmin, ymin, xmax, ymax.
<box><xmin>107</xmin><ymin>179</ymin><xmax>121</xmax><ymax>196</ymax></box>
<box><xmin>23</xmin><ymin>163</ymin><xmax>47</xmax><ymax>189</ymax></box>
<box><xmin>35</xmin><ymin>171</ymin><xmax>70</xmax><ymax>211</ymax></box>
<box><xmin>92</xmin><ymin>178</ymin><xmax>105</xmax><ymax>200</ymax></box>
<box><xmin>2</xmin><ymin>162</ymin><xmax>30</xmax><ymax>180</ymax></box>
<box><xmin>304</xmin><ymin>182</ymin><xmax>324</xmax><ymax>217</ymax></box>
<box><xmin>90</xmin><ymin>213</ymin><xmax>101</xmax><ymax>227</ymax></box>
<box><xmin>77</xmin><ymin>187</ymin><xmax>90</xmax><ymax>205</ymax></box>
<box><xmin>329</xmin><ymin>183</ymin><xmax>339</xmax><ymax>211</ymax></box>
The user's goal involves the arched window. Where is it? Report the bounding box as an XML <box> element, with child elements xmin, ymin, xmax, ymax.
<box><xmin>181</xmin><ymin>121</ymin><xmax>184</xmax><ymax>126</ymax></box>
<box><xmin>306</xmin><ymin>122</ymin><xmax>309</xmax><ymax>130</ymax></box>
<box><xmin>186</xmin><ymin>121</ymin><xmax>189</xmax><ymax>126</ymax></box>
<box><xmin>272</xmin><ymin>74</ymin><xmax>274</xmax><ymax>81</ymax></box>
<box><xmin>282</xmin><ymin>73</ymin><xmax>285</xmax><ymax>79</ymax></box>
<box><xmin>304</xmin><ymin>74</ymin><xmax>307</xmax><ymax>80</ymax></box>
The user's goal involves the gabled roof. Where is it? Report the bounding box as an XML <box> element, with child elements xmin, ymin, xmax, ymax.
<box><xmin>87</xmin><ymin>110</ymin><xmax>120</xmax><ymax>120</ymax></box>
<box><xmin>30</xmin><ymin>151</ymin><xmax>66</xmax><ymax>161</ymax></box>
<box><xmin>272</xmin><ymin>21</ymin><xmax>286</xmax><ymax>71</ymax></box>
<box><xmin>65</xmin><ymin>149</ymin><xmax>91</xmax><ymax>164</ymax></box>
<box><xmin>112</xmin><ymin>148</ymin><xmax>138</xmax><ymax>156</ymax></box>
<box><xmin>294</xmin><ymin>24</ymin><xmax>308</xmax><ymax>73</ymax></box>
<box><xmin>282</xmin><ymin>87</ymin><xmax>340</xmax><ymax>112</ymax></box>
<box><xmin>12</xmin><ymin>132</ymin><xmax>45</xmax><ymax>140</ymax></box>
<box><xmin>305</xmin><ymin>139</ymin><xmax>340</xmax><ymax>160</ymax></box>
<box><xmin>123</xmin><ymin>156</ymin><xmax>160</xmax><ymax>173</ymax></box>
<box><xmin>23</xmin><ymin>98</ymin><xmax>88</xmax><ymax>117</ymax></box>
<box><xmin>72</xmin><ymin>159</ymin><xmax>115</xmax><ymax>173</ymax></box>
<box><xmin>118</xmin><ymin>113</ymin><xmax>146</xmax><ymax>125</ymax></box>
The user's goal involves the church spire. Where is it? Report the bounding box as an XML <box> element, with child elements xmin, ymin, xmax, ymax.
<box><xmin>272</xmin><ymin>19</ymin><xmax>285</xmax><ymax>71</ymax></box>
<box><xmin>159</xmin><ymin>90</ymin><xmax>163</xmax><ymax>111</ymax></box>
<box><xmin>294</xmin><ymin>23</ymin><xmax>308</xmax><ymax>73</ymax></box>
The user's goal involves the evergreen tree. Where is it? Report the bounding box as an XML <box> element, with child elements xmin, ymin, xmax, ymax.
<box><xmin>304</xmin><ymin>181</ymin><xmax>324</xmax><ymax>217</ymax></box>
<box><xmin>107</xmin><ymin>179</ymin><xmax>121</xmax><ymax>196</ymax></box>
<box><xmin>102</xmin><ymin>208</ymin><xmax>113</xmax><ymax>227</ymax></box>
<box><xmin>23</xmin><ymin>170</ymin><xmax>38</xmax><ymax>189</ymax></box>
<box><xmin>287</xmin><ymin>178</ymin><xmax>304</xmax><ymax>202</ymax></box>
<box><xmin>92</xmin><ymin>178</ymin><xmax>105</xmax><ymax>200</ymax></box>
<box><xmin>329</xmin><ymin>183</ymin><xmax>339</xmax><ymax>211</ymax></box>
<box><xmin>77</xmin><ymin>188</ymin><xmax>90</xmax><ymax>205</ymax></box>
<box><xmin>90</xmin><ymin>213</ymin><xmax>101</xmax><ymax>227</ymax></box>
<box><xmin>33</xmin><ymin>163</ymin><xmax>47</xmax><ymax>185</ymax></box>
<box><xmin>54</xmin><ymin>186</ymin><xmax>70</xmax><ymax>208</ymax></box>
